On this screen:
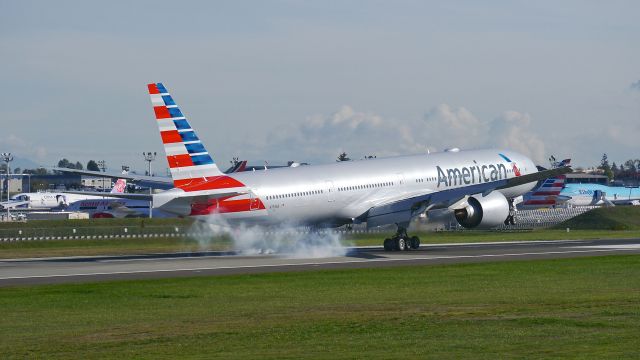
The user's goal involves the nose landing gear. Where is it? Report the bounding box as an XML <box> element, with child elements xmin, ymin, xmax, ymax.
<box><xmin>383</xmin><ymin>228</ymin><xmax>420</xmax><ymax>251</ymax></box>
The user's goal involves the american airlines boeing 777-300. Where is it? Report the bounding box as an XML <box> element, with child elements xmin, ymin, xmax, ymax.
<box><xmin>75</xmin><ymin>83</ymin><xmax>572</xmax><ymax>251</ymax></box>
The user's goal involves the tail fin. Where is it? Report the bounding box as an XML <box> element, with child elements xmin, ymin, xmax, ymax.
<box><xmin>147</xmin><ymin>83</ymin><xmax>223</xmax><ymax>187</ymax></box>
<box><xmin>521</xmin><ymin>175</ymin><xmax>566</xmax><ymax>207</ymax></box>
<box><xmin>110</xmin><ymin>179</ymin><xmax>127</xmax><ymax>194</ymax></box>
<box><xmin>224</xmin><ymin>160</ymin><xmax>248</xmax><ymax>174</ymax></box>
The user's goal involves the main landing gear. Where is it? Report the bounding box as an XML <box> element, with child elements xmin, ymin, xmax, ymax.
<box><xmin>383</xmin><ymin>228</ymin><xmax>420</xmax><ymax>251</ymax></box>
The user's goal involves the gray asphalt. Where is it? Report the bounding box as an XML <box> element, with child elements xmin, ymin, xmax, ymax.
<box><xmin>1</xmin><ymin>238</ymin><xmax>639</xmax><ymax>286</ymax></box>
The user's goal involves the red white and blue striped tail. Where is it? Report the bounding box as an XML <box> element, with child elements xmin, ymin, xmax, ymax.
<box><xmin>522</xmin><ymin>175</ymin><xmax>566</xmax><ymax>207</ymax></box>
<box><xmin>147</xmin><ymin>83</ymin><xmax>224</xmax><ymax>187</ymax></box>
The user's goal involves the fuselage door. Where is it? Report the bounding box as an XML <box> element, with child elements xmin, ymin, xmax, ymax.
<box><xmin>249</xmin><ymin>192</ymin><xmax>260</xmax><ymax>211</ymax></box>
<box><xmin>325</xmin><ymin>181</ymin><xmax>335</xmax><ymax>202</ymax></box>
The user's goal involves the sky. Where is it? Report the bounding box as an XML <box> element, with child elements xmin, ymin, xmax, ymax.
<box><xmin>1</xmin><ymin>0</ymin><xmax>639</xmax><ymax>173</ymax></box>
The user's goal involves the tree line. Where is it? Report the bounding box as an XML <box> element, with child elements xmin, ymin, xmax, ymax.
<box><xmin>599</xmin><ymin>154</ymin><xmax>640</xmax><ymax>181</ymax></box>
<box><xmin>0</xmin><ymin>159</ymin><xmax>102</xmax><ymax>175</ymax></box>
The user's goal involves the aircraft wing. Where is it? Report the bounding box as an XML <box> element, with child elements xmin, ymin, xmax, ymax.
<box><xmin>495</xmin><ymin>166</ymin><xmax>573</xmax><ymax>190</ymax></box>
<box><xmin>365</xmin><ymin>166</ymin><xmax>573</xmax><ymax>227</ymax></box>
<box><xmin>62</xmin><ymin>190</ymin><xmax>153</xmax><ymax>201</ymax></box>
<box><xmin>51</xmin><ymin>168</ymin><xmax>173</xmax><ymax>185</ymax></box>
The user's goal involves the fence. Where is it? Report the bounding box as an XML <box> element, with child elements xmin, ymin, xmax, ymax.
<box><xmin>494</xmin><ymin>206</ymin><xmax>597</xmax><ymax>230</ymax></box>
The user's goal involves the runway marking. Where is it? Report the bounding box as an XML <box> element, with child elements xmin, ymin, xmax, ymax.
<box><xmin>568</xmin><ymin>244</ymin><xmax>640</xmax><ymax>250</ymax></box>
<box><xmin>1</xmin><ymin>248</ymin><xmax>638</xmax><ymax>282</ymax></box>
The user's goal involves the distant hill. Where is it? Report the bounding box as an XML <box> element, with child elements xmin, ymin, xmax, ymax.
<box><xmin>6</xmin><ymin>156</ymin><xmax>46</xmax><ymax>172</ymax></box>
<box><xmin>554</xmin><ymin>206</ymin><xmax>640</xmax><ymax>230</ymax></box>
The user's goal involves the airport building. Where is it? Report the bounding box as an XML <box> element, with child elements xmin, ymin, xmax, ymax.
<box><xmin>565</xmin><ymin>173</ymin><xmax>608</xmax><ymax>185</ymax></box>
<box><xmin>2</xmin><ymin>174</ymin><xmax>114</xmax><ymax>194</ymax></box>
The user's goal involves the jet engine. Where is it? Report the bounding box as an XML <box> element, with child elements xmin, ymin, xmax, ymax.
<box><xmin>454</xmin><ymin>191</ymin><xmax>509</xmax><ymax>229</ymax></box>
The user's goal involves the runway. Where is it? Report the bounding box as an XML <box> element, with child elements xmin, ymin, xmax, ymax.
<box><xmin>1</xmin><ymin>238</ymin><xmax>640</xmax><ymax>286</ymax></box>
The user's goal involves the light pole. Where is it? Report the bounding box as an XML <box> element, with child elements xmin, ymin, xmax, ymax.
<box><xmin>97</xmin><ymin>160</ymin><xmax>107</xmax><ymax>190</ymax></box>
<box><xmin>1</xmin><ymin>153</ymin><xmax>13</xmax><ymax>221</ymax></box>
<box><xmin>143</xmin><ymin>152</ymin><xmax>157</xmax><ymax>218</ymax></box>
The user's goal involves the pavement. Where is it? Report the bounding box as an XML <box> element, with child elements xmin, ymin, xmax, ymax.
<box><xmin>1</xmin><ymin>238</ymin><xmax>640</xmax><ymax>286</ymax></box>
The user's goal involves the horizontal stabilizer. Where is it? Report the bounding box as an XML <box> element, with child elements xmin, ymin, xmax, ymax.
<box><xmin>62</xmin><ymin>190</ymin><xmax>152</xmax><ymax>201</ymax></box>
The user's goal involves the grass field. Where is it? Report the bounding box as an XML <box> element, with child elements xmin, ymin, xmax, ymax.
<box><xmin>1</xmin><ymin>255</ymin><xmax>638</xmax><ymax>359</ymax></box>
<box><xmin>555</xmin><ymin>206</ymin><xmax>640</xmax><ymax>230</ymax></box>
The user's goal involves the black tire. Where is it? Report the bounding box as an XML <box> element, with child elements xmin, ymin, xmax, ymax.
<box><xmin>383</xmin><ymin>238</ymin><xmax>392</xmax><ymax>251</ymax></box>
<box><xmin>410</xmin><ymin>236</ymin><xmax>420</xmax><ymax>249</ymax></box>
<box><xmin>397</xmin><ymin>237</ymin><xmax>407</xmax><ymax>251</ymax></box>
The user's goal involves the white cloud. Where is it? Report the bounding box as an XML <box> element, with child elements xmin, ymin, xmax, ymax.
<box><xmin>421</xmin><ymin>104</ymin><xmax>489</xmax><ymax>150</ymax></box>
<box><xmin>249</xmin><ymin>105</ymin><xmax>425</xmax><ymax>162</ymax></box>
<box><xmin>249</xmin><ymin>104</ymin><xmax>547</xmax><ymax>164</ymax></box>
<box><xmin>488</xmin><ymin>110</ymin><xmax>546</xmax><ymax>164</ymax></box>
<box><xmin>0</xmin><ymin>134</ymin><xmax>47</xmax><ymax>161</ymax></box>
<box><xmin>631</xmin><ymin>80</ymin><xmax>640</xmax><ymax>92</ymax></box>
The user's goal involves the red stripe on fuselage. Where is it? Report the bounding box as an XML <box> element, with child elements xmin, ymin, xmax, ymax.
<box><xmin>524</xmin><ymin>199</ymin><xmax>557</xmax><ymax>205</ymax></box>
<box><xmin>189</xmin><ymin>196</ymin><xmax>265</xmax><ymax>216</ymax></box>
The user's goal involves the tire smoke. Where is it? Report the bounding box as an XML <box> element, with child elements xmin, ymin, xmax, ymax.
<box><xmin>189</xmin><ymin>217</ymin><xmax>350</xmax><ymax>259</ymax></box>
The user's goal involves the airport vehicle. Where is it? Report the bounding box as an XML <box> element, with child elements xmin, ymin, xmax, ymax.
<box><xmin>75</xmin><ymin>83</ymin><xmax>571</xmax><ymax>250</ymax></box>
<box><xmin>1</xmin><ymin>179</ymin><xmax>127</xmax><ymax>210</ymax></box>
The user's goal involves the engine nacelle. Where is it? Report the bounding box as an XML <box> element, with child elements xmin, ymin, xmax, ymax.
<box><xmin>454</xmin><ymin>191</ymin><xmax>509</xmax><ymax>229</ymax></box>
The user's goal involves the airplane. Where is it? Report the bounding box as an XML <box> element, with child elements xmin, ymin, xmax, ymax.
<box><xmin>518</xmin><ymin>175</ymin><xmax>571</xmax><ymax>209</ymax></box>
<box><xmin>74</xmin><ymin>82</ymin><xmax>572</xmax><ymax>251</ymax></box>
<box><xmin>518</xmin><ymin>159</ymin><xmax>572</xmax><ymax>209</ymax></box>
<box><xmin>559</xmin><ymin>183</ymin><xmax>640</xmax><ymax>206</ymax></box>
<box><xmin>519</xmin><ymin>156</ymin><xmax>640</xmax><ymax>208</ymax></box>
<box><xmin>65</xmin><ymin>197</ymin><xmax>175</xmax><ymax>218</ymax></box>
<box><xmin>1</xmin><ymin>179</ymin><xmax>128</xmax><ymax>210</ymax></box>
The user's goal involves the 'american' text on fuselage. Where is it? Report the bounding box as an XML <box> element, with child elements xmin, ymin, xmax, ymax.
<box><xmin>437</xmin><ymin>163</ymin><xmax>508</xmax><ymax>188</ymax></box>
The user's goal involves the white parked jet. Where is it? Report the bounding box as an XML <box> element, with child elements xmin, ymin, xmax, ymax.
<box><xmin>1</xmin><ymin>179</ymin><xmax>127</xmax><ymax>210</ymax></box>
<box><xmin>90</xmin><ymin>83</ymin><xmax>572</xmax><ymax>250</ymax></box>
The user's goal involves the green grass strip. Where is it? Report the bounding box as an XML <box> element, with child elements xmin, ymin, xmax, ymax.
<box><xmin>1</xmin><ymin>255</ymin><xmax>639</xmax><ymax>359</ymax></box>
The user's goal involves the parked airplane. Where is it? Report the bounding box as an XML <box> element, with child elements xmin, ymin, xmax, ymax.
<box><xmin>1</xmin><ymin>179</ymin><xmax>127</xmax><ymax>210</ymax></box>
<box><xmin>520</xmin><ymin>155</ymin><xmax>640</xmax><ymax>208</ymax></box>
<box><xmin>519</xmin><ymin>159</ymin><xmax>572</xmax><ymax>209</ymax></box>
<box><xmin>560</xmin><ymin>183</ymin><xmax>640</xmax><ymax>206</ymax></box>
<box><xmin>66</xmin><ymin>197</ymin><xmax>174</xmax><ymax>218</ymax></box>
<box><xmin>72</xmin><ymin>83</ymin><xmax>571</xmax><ymax>251</ymax></box>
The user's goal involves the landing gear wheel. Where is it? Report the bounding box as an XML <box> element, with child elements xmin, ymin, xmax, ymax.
<box><xmin>383</xmin><ymin>238</ymin><xmax>392</xmax><ymax>251</ymax></box>
<box><xmin>396</xmin><ymin>237</ymin><xmax>407</xmax><ymax>251</ymax></box>
<box><xmin>410</xmin><ymin>236</ymin><xmax>420</xmax><ymax>249</ymax></box>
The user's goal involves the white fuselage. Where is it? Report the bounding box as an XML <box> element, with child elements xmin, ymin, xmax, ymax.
<box><xmin>66</xmin><ymin>198</ymin><xmax>174</xmax><ymax>218</ymax></box>
<box><xmin>157</xmin><ymin>149</ymin><xmax>538</xmax><ymax>227</ymax></box>
<box><xmin>7</xmin><ymin>192</ymin><xmax>119</xmax><ymax>210</ymax></box>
